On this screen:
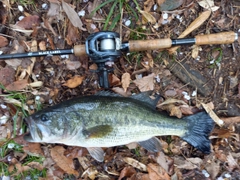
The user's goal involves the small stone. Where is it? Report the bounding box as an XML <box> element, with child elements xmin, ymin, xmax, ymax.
<box><xmin>125</xmin><ymin>19</ymin><xmax>131</xmax><ymax>26</ymax></box>
<box><xmin>18</xmin><ymin>5</ymin><xmax>24</xmax><ymax>12</ymax></box>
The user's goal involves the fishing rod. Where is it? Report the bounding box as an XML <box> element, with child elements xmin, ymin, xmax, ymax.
<box><xmin>0</xmin><ymin>31</ymin><xmax>238</xmax><ymax>88</ymax></box>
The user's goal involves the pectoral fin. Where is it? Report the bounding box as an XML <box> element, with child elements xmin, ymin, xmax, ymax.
<box><xmin>138</xmin><ymin>137</ymin><xmax>162</xmax><ymax>152</ymax></box>
<box><xmin>83</xmin><ymin>125</ymin><xmax>113</xmax><ymax>138</ymax></box>
<box><xmin>87</xmin><ymin>147</ymin><xmax>105</xmax><ymax>162</ymax></box>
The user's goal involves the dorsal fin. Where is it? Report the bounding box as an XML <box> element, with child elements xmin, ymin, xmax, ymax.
<box><xmin>131</xmin><ymin>91</ymin><xmax>161</xmax><ymax>108</ymax></box>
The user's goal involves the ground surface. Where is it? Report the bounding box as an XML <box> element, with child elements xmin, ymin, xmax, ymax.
<box><xmin>0</xmin><ymin>0</ymin><xmax>240</xmax><ymax>179</ymax></box>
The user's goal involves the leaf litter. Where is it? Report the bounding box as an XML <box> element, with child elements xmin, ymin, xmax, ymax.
<box><xmin>0</xmin><ymin>0</ymin><xmax>239</xmax><ymax>179</ymax></box>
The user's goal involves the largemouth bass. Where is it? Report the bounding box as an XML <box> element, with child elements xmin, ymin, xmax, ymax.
<box><xmin>24</xmin><ymin>92</ymin><xmax>215</xmax><ymax>162</ymax></box>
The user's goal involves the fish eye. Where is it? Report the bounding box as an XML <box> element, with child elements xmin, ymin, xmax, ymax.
<box><xmin>41</xmin><ymin>114</ymin><xmax>49</xmax><ymax>122</ymax></box>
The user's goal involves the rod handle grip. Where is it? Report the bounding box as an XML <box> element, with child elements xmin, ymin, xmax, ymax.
<box><xmin>195</xmin><ymin>31</ymin><xmax>237</xmax><ymax>45</ymax></box>
<box><xmin>128</xmin><ymin>38</ymin><xmax>172</xmax><ymax>52</ymax></box>
<box><xmin>73</xmin><ymin>44</ymin><xmax>86</xmax><ymax>56</ymax></box>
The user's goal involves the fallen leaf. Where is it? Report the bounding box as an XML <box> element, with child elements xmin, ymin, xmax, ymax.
<box><xmin>191</xmin><ymin>45</ymin><xmax>202</xmax><ymax>59</ymax></box>
<box><xmin>121</xmin><ymin>73</ymin><xmax>131</xmax><ymax>92</ymax></box>
<box><xmin>5</xmin><ymin>79</ymin><xmax>28</xmax><ymax>91</ymax></box>
<box><xmin>12</xmin><ymin>163</ymin><xmax>31</xmax><ymax>176</ymax></box>
<box><xmin>221</xmin><ymin>116</ymin><xmax>240</xmax><ymax>125</ymax></box>
<box><xmin>139</xmin><ymin>10</ymin><xmax>156</xmax><ymax>24</ymax></box>
<box><xmin>202</xmin><ymin>102</ymin><xmax>224</xmax><ymax>126</ymax></box>
<box><xmin>155</xmin><ymin>152</ymin><xmax>174</xmax><ymax>175</ymax></box>
<box><xmin>159</xmin><ymin>0</ymin><xmax>184</xmax><ymax>11</ymax></box>
<box><xmin>16</xmin><ymin>15</ymin><xmax>40</xmax><ymax>29</ymax></box>
<box><xmin>50</xmin><ymin>146</ymin><xmax>79</xmax><ymax>177</ymax></box>
<box><xmin>133</xmin><ymin>73</ymin><xmax>155</xmax><ymax>92</ymax></box>
<box><xmin>63</xmin><ymin>75</ymin><xmax>84</xmax><ymax>88</ymax></box>
<box><xmin>147</xmin><ymin>163</ymin><xmax>170</xmax><ymax>180</ymax></box>
<box><xmin>119</xmin><ymin>166</ymin><xmax>136</xmax><ymax>180</ymax></box>
<box><xmin>39</xmin><ymin>41</ymin><xmax>46</xmax><ymax>51</ymax></box>
<box><xmin>123</xmin><ymin>157</ymin><xmax>147</xmax><ymax>172</ymax></box>
<box><xmin>225</xmin><ymin>153</ymin><xmax>240</xmax><ymax>172</ymax></box>
<box><xmin>66</xmin><ymin>21</ymin><xmax>79</xmax><ymax>46</ymax></box>
<box><xmin>0</xmin><ymin>67</ymin><xmax>15</xmax><ymax>86</ymax></box>
<box><xmin>109</xmin><ymin>74</ymin><xmax>121</xmax><ymax>86</ymax></box>
<box><xmin>66</xmin><ymin>61</ymin><xmax>81</xmax><ymax>70</ymax></box>
<box><xmin>144</xmin><ymin>0</ymin><xmax>155</xmax><ymax>12</ymax></box>
<box><xmin>3</xmin><ymin>97</ymin><xmax>29</xmax><ymax>112</ymax></box>
<box><xmin>23</xmin><ymin>143</ymin><xmax>44</xmax><ymax>157</ymax></box>
<box><xmin>62</xmin><ymin>0</ymin><xmax>86</xmax><ymax>31</ymax></box>
<box><xmin>198</xmin><ymin>0</ymin><xmax>219</xmax><ymax>11</ymax></box>
<box><xmin>0</xmin><ymin>36</ymin><xmax>8</xmax><ymax>47</ymax></box>
<box><xmin>157</xmin><ymin>0</ymin><xmax>166</xmax><ymax>6</ymax></box>
<box><xmin>112</xmin><ymin>87</ymin><xmax>131</xmax><ymax>97</ymax></box>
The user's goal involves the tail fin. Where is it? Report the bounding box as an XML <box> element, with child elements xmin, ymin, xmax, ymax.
<box><xmin>181</xmin><ymin>112</ymin><xmax>214</xmax><ymax>154</ymax></box>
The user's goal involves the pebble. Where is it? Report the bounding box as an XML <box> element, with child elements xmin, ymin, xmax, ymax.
<box><xmin>125</xmin><ymin>19</ymin><xmax>131</xmax><ymax>26</ymax></box>
<box><xmin>202</xmin><ymin>170</ymin><xmax>210</xmax><ymax>177</ymax></box>
<box><xmin>18</xmin><ymin>5</ymin><xmax>24</xmax><ymax>12</ymax></box>
<box><xmin>155</xmin><ymin>75</ymin><xmax>160</xmax><ymax>83</ymax></box>
<box><xmin>42</xmin><ymin>3</ymin><xmax>48</xmax><ymax>10</ymax></box>
<box><xmin>0</xmin><ymin>51</ymin><xmax>3</xmax><ymax>55</ymax></box>
<box><xmin>18</xmin><ymin>16</ymin><xmax>25</xmax><ymax>21</ymax></box>
<box><xmin>191</xmin><ymin>90</ymin><xmax>197</xmax><ymax>97</ymax></box>
<box><xmin>0</xmin><ymin>104</ymin><xmax>7</xmax><ymax>109</ymax></box>
<box><xmin>162</xmin><ymin>13</ymin><xmax>168</xmax><ymax>20</ymax></box>
<box><xmin>78</xmin><ymin>10</ymin><xmax>85</xmax><ymax>17</ymax></box>
<box><xmin>35</xmin><ymin>96</ymin><xmax>40</xmax><ymax>101</ymax></box>
<box><xmin>0</xmin><ymin>115</ymin><xmax>8</xmax><ymax>124</ymax></box>
<box><xmin>182</xmin><ymin>91</ymin><xmax>190</xmax><ymax>100</ymax></box>
<box><xmin>153</xmin><ymin>4</ymin><xmax>158</xmax><ymax>11</ymax></box>
<box><xmin>7</xmin><ymin>143</ymin><xmax>15</xmax><ymax>149</ymax></box>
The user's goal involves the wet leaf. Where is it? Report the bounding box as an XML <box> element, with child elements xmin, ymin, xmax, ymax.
<box><xmin>63</xmin><ymin>75</ymin><xmax>84</xmax><ymax>88</ymax></box>
<box><xmin>62</xmin><ymin>0</ymin><xmax>86</xmax><ymax>31</ymax></box>
<box><xmin>0</xmin><ymin>35</ymin><xmax>8</xmax><ymax>47</ymax></box>
<box><xmin>121</xmin><ymin>73</ymin><xmax>131</xmax><ymax>92</ymax></box>
<box><xmin>50</xmin><ymin>146</ymin><xmax>79</xmax><ymax>176</ymax></box>
<box><xmin>16</xmin><ymin>15</ymin><xmax>40</xmax><ymax>29</ymax></box>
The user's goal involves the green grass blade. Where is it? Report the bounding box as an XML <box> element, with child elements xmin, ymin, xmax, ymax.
<box><xmin>90</xmin><ymin>0</ymin><xmax>115</xmax><ymax>17</ymax></box>
<box><xmin>103</xmin><ymin>0</ymin><xmax>118</xmax><ymax>30</ymax></box>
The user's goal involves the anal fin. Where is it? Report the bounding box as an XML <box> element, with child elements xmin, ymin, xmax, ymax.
<box><xmin>87</xmin><ymin>147</ymin><xmax>105</xmax><ymax>162</ymax></box>
<box><xmin>138</xmin><ymin>137</ymin><xmax>162</xmax><ymax>152</ymax></box>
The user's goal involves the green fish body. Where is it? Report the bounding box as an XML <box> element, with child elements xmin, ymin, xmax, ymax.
<box><xmin>24</xmin><ymin>92</ymin><xmax>214</xmax><ymax>162</ymax></box>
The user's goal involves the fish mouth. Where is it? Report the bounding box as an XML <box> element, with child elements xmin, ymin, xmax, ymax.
<box><xmin>23</xmin><ymin>117</ymin><xmax>43</xmax><ymax>142</ymax></box>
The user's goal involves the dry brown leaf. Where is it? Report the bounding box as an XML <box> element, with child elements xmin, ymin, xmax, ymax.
<box><xmin>0</xmin><ymin>35</ymin><xmax>8</xmax><ymax>47</ymax></box>
<box><xmin>66</xmin><ymin>61</ymin><xmax>81</xmax><ymax>70</ymax></box>
<box><xmin>119</xmin><ymin>166</ymin><xmax>136</xmax><ymax>180</ymax></box>
<box><xmin>16</xmin><ymin>15</ymin><xmax>40</xmax><ymax>29</ymax></box>
<box><xmin>201</xmin><ymin>102</ymin><xmax>224</xmax><ymax>126</ymax></box>
<box><xmin>147</xmin><ymin>163</ymin><xmax>170</xmax><ymax>180</ymax></box>
<box><xmin>157</xmin><ymin>0</ymin><xmax>166</xmax><ymax>6</ymax></box>
<box><xmin>0</xmin><ymin>67</ymin><xmax>15</xmax><ymax>86</ymax></box>
<box><xmin>155</xmin><ymin>152</ymin><xmax>174</xmax><ymax>175</ymax></box>
<box><xmin>198</xmin><ymin>0</ymin><xmax>219</xmax><ymax>11</ymax></box>
<box><xmin>144</xmin><ymin>0</ymin><xmax>155</xmax><ymax>12</ymax></box>
<box><xmin>27</xmin><ymin>162</ymin><xmax>44</xmax><ymax>170</ymax></box>
<box><xmin>123</xmin><ymin>157</ymin><xmax>147</xmax><ymax>172</ymax></box>
<box><xmin>12</xmin><ymin>163</ymin><xmax>32</xmax><ymax>176</ymax></box>
<box><xmin>139</xmin><ymin>10</ymin><xmax>156</xmax><ymax>24</ymax></box>
<box><xmin>63</xmin><ymin>75</ymin><xmax>84</xmax><ymax>88</ymax></box>
<box><xmin>66</xmin><ymin>21</ymin><xmax>79</xmax><ymax>46</ymax></box>
<box><xmin>39</xmin><ymin>41</ymin><xmax>46</xmax><ymax>51</ymax></box>
<box><xmin>225</xmin><ymin>153</ymin><xmax>240</xmax><ymax>171</ymax></box>
<box><xmin>191</xmin><ymin>45</ymin><xmax>202</xmax><ymax>59</ymax></box>
<box><xmin>121</xmin><ymin>73</ymin><xmax>131</xmax><ymax>92</ymax></box>
<box><xmin>133</xmin><ymin>73</ymin><xmax>155</xmax><ymax>92</ymax></box>
<box><xmin>51</xmin><ymin>146</ymin><xmax>79</xmax><ymax>176</ymax></box>
<box><xmin>62</xmin><ymin>0</ymin><xmax>86</xmax><ymax>31</ymax></box>
<box><xmin>109</xmin><ymin>74</ymin><xmax>121</xmax><ymax>86</ymax></box>
<box><xmin>6</xmin><ymin>79</ymin><xmax>28</xmax><ymax>91</ymax></box>
<box><xmin>221</xmin><ymin>116</ymin><xmax>240</xmax><ymax>125</ymax></box>
<box><xmin>23</xmin><ymin>143</ymin><xmax>44</xmax><ymax>157</ymax></box>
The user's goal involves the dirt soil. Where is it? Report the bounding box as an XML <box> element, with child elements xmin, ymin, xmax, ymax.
<box><xmin>0</xmin><ymin>0</ymin><xmax>240</xmax><ymax>179</ymax></box>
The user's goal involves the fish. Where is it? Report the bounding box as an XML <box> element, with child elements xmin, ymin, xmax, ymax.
<box><xmin>24</xmin><ymin>91</ymin><xmax>215</xmax><ymax>162</ymax></box>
